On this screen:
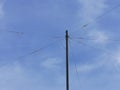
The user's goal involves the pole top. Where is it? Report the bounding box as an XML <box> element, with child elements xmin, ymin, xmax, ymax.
<box><xmin>65</xmin><ymin>30</ymin><xmax>69</xmax><ymax>38</ymax></box>
<box><xmin>66</xmin><ymin>30</ymin><xmax>68</xmax><ymax>34</ymax></box>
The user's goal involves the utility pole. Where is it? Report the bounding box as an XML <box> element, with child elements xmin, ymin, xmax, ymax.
<box><xmin>65</xmin><ymin>30</ymin><xmax>69</xmax><ymax>90</ymax></box>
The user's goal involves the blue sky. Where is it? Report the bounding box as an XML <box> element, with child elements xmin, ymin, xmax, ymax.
<box><xmin>0</xmin><ymin>0</ymin><xmax>120</xmax><ymax>90</ymax></box>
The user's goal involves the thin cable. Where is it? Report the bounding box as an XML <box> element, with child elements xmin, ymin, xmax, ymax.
<box><xmin>72</xmin><ymin>39</ymin><xmax>113</xmax><ymax>55</ymax></box>
<box><xmin>52</xmin><ymin>36</ymin><xmax>64</xmax><ymax>38</ymax></box>
<box><xmin>58</xmin><ymin>38</ymin><xmax>83</xmax><ymax>90</ymax></box>
<box><xmin>73</xmin><ymin>3</ymin><xmax>120</xmax><ymax>33</ymax></box>
<box><xmin>71</xmin><ymin>37</ymin><xmax>120</xmax><ymax>42</ymax></box>
<box><xmin>71</xmin><ymin>38</ymin><xmax>120</xmax><ymax>74</ymax></box>
<box><xmin>59</xmin><ymin>39</ymin><xmax>66</xmax><ymax>50</ymax></box>
<box><xmin>69</xmin><ymin>39</ymin><xmax>84</xmax><ymax>90</ymax></box>
<box><xmin>0</xmin><ymin>39</ymin><xmax>61</xmax><ymax>68</ymax></box>
<box><xmin>0</xmin><ymin>29</ymin><xmax>24</xmax><ymax>35</ymax></box>
<box><xmin>7</xmin><ymin>30</ymin><xmax>24</xmax><ymax>35</ymax></box>
<box><xmin>17</xmin><ymin>40</ymin><xmax>59</xmax><ymax>60</ymax></box>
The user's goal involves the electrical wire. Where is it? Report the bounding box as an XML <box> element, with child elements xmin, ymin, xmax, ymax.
<box><xmin>71</xmin><ymin>37</ymin><xmax>120</xmax><ymax>42</ymax></box>
<box><xmin>7</xmin><ymin>30</ymin><xmax>24</xmax><ymax>35</ymax></box>
<box><xmin>71</xmin><ymin>38</ymin><xmax>113</xmax><ymax>55</ymax></box>
<box><xmin>0</xmin><ymin>29</ymin><xmax>24</xmax><ymax>35</ymax></box>
<box><xmin>73</xmin><ymin>3</ymin><xmax>120</xmax><ymax>33</ymax></box>
<box><xmin>71</xmin><ymin>37</ymin><xmax>120</xmax><ymax>72</ymax></box>
<box><xmin>17</xmin><ymin>40</ymin><xmax>60</xmax><ymax>60</ymax></box>
<box><xmin>57</xmin><ymin>38</ymin><xmax>83</xmax><ymax>90</ymax></box>
<box><xmin>0</xmin><ymin>39</ymin><xmax>60</xmax><ymax>68</ymax></box>
<box><xmin>69</xmin><ymin>39</ymin><xmax>84</xmax><ymax>90</ymax></box>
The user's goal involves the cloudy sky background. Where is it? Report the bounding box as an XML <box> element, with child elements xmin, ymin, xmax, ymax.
<box><xmin>0</xmin><ymin>0</ymin><xmax>120</xmax><ymax>90</ymax></box>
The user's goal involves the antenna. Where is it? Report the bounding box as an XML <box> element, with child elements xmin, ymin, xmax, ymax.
<box><xmin>65</xmin><ymin>30</ymin><xmax>69</xmax><ymax>90</ymax></box>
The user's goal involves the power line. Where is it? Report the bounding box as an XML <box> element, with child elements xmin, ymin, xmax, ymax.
<box><xmin>71</xmin><ymin>37</ymin><xmax>120</xmax><ymax>42</ymax></box>
<box><xmin>72</xmin><ymin>39</ymin><xmax>113</xmax><ymax>55</ymax></box>
<box><xmin>73</xmin><ymin>3</ymin><xmax>120</xmax><ymax>33</ymax></box>
<box><xmin>69</xmin><ymin>39</ymin><xmax>84</xmax><ymax>90</ymax></box>
<box><xmin>71</xmin><ymin>38</ymin><xmax>120</xmax><ymax>74</ymax></box>
<box><xmin>17</xmin><ymin>40</ymin><xmax>59</xmax><ymax>60</ymax></box>
<box><xmin>7</xmin><ymin>30</ymin><xmax>24</xmax><ymax>35</ymax></box>
<box><xmin>0</xmin><ymin>40</ymin><xmax>59</xmax><ymax>68</ymax></box>
<box><xmin>0</xmin><ymin>29</ymin><xmax>24</xmax><ymax>35</ymax></box>
<box><xmin>58</xmin><ymin>37</ymin><xmax>84</xmax><ymax>90</ymax></box>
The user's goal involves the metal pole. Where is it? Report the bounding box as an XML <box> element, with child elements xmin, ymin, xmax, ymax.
<box><xmin>65</xmin><ymin>30</ymin><xmax>69</xmax><ymax>90</ymax></box>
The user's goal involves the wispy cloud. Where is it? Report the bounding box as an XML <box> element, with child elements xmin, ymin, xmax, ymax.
<box><xmin>77</xmin><ymin>64</ymin><xmax>98</xmax><ymax>72</ymax></box>
<box><xmin>77</xmin><ymin>0</ymin><xmax>120</xmax><ymax>72</ymax></box>
<box><xmin>77</xmin><ymin>59</ymin><xmax>104</xmax><ymax>73</ymax></box>
<box><xmin>0</xmin><ymin>62</ymin><xmax>27</xmax><ymax>90</ymax></box>
<box><xmin>0</xmin><ymin>0</ymin><xmax>5</xmax><ymax>18</ymax></box>
<box><xmin>110</xmin><ymin>48</ymin><xmax>120</xmax><ymax>67</ymax></box>
<box><xmin>77</xmin><ymin>0</ymin><xmax>110</xmax><ymax>45</ymax></box>
<box><xmin>41</xmin><ymin>57</ymin><xmax>63</xmax><ymax>70</ymax></box>
<box><xmin>77</xmin><ymin>48</ymin><xmax>120</xmax><ymax>73</ymax></box>
<box><xmin>79</xmin><ymin>0</ymin><xmax>107</xmax><ymax>22</ymax></box>
<box><xmin>87</xmin><ymin>30</ymin><xmax>109</xmax><ymax>44</ymax></box>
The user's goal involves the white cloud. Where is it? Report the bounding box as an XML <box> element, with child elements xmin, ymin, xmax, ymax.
<box><xmin>78</xmin><ymin>0</ymin><xmax>107</xmax><ymax>22</ymax></box>
<box><xmin>111</xmin><ymin>49</ymin><xmax>120</xmax><ymax>66</ymax></box>
<box><xmin>77</xmin><ymin>64</ymin><xmax>96</xmax><ymax>72</ymax></box>
<box><xmin>41</xmin><ymin>58</ymin><xmax>62</xmax><ymax>69</ymax></box>
<box><xmin>77</xmin><ymin>0</ymin><xmax>109</xmax><ymax>45</ymax></box>
<box><xmin>0</xmin><ymin>61</ymin><xmax>66</xmax><ymax>90</ymax></box>
<box><xmin>76</xmin><ymin>50</ymin><xmax>119</xmax><ymax>73</ymax></box>
<box><xmin>0</xmin><ymin>63</ymin><xmax>27</xmax><ymax>90</ymax></box>
<box><xmin>77</xmin><ymin>61</ymin><xmax>104</xmax><ymax>73</ymax></box>
<box><xmin>115</xmin><ymin>54</ymin><xmax>120</xmax><ymax>64</ymax></box>
<box><xmin>77</xmin><ymin>48</ymin><xmax>120</xmax><ymax>73</ymax></box>
<box><xmin>88</xmin><ymin>30</ymin><xmax>109</xmax><ymax>44</ymax></box>
<box><xmin>77</xmin><ymin>0</ymin><xmax>120</xmax><ymax>73</ymax></box>
<box><xmin>0</xmin><ymin>0</ymin><xmax>5</xmax><ymax>18</ymax></box>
